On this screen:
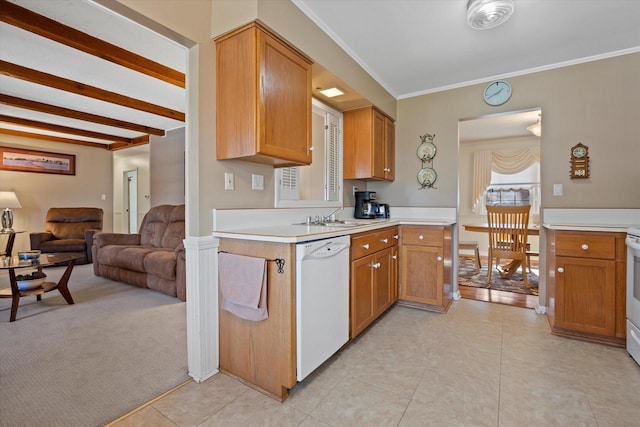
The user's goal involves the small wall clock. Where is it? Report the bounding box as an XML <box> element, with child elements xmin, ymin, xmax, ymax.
<box><xmin>483</xmin><ymin>80</ymin><xmax>512</xmax><ymax>106</ymax></box>
<box><xmin>570</xmin><ymin>142</ymin><xmax>590</xmax><ymax>179</ymax></box>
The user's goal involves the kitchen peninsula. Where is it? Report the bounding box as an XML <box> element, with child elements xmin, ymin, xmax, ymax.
<box><xmin>212</xmin><ymin>207</ymin><xmax>455</xmax><ymax>400</ymax></box>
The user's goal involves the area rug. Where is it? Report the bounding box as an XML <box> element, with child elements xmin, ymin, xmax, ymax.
<box><xmin>459</xmin><ymin>255</ymin><xmax>538</xmax><ymax>296</ymax></box>
<box><xmin>0</xmin><ymin>264</ymin><xmax>189</xmax><ymax>427</ymax></box>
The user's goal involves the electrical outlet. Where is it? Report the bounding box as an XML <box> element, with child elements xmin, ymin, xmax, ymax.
<box><xmin>224</xmin><ymin>172</ymin><xmax>234</xmax><ymax>190</ymax></box>
<box><xmin>553</xmin><ymin>183</ymin><xmax>563</xmax><ymax>196</ymax></box>
<box><xmin>252</xmin><ymin>174</ymin><xmax>264</xmax><ymax>190</ymax></box>
<box><xmin>352</xmin><ymin>186</ymin><xmax>359</xmax><ymax>196</ymax></box>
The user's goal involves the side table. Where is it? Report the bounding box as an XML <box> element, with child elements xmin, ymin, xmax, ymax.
<box><xmin>0</xmin><ymin>253</ymin><xmax>79</xmax><ymax>322</ymax></box>
<box><xmin>1</xmin><ymin>230</ymin><xmax>25</xmax><ymax>257</ymax></box>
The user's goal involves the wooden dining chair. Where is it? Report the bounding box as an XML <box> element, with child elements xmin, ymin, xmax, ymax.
<box><xmin>486</xmin><ymin>205</ymin><xmax>531</xmax><ymax>287</ymax></box>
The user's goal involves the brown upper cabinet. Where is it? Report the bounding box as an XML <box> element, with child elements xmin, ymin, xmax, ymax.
<box><xmin>343</xmin><ymin>106</ymin><xmax>395</xmax><ymax>181</ymax></box>
<box><xmin>215</xmin><ymin>21</ymin><xmax>313</xmax><ymax>166</ymax></box>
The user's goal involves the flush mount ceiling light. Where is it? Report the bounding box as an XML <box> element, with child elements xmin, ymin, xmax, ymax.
<box><xmin>527</xmin><ymin>114</ymin><xmax>542</xmax><ymax>137</ymax></box>
<box><xmin>319</xmin><ymin>87</ymin><xmax>345</xmax><ymax>98</ymax></box>
<box><xmin>467</xmin><ymin>0</ymin><xmax>515</xmax><ymax>30</ymax></box>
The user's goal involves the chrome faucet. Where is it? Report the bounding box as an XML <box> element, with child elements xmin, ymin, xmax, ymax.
<box><xmin>321</xmin><ymin>207</ymin><xmax>343</xmax><ymax>222</ymax></box>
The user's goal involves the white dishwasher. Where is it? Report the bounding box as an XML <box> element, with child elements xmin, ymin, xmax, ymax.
<box><xmin>296</xmin><ymin>235</ymin><xmax>350</xmax><ymax>381</ymax></box>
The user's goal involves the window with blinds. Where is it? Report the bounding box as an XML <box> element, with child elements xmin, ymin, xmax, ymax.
<box><xmin>275</xmin><ymin>99</ymin><xmax>343</xmax><ymax>207</ymax></box>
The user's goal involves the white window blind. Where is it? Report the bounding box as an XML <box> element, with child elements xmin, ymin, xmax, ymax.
<box><xmin>279</xmin><ymin>167</ymin><xmax>299</xmax><ymax>200</ymax></box>
<box><xmin>325</xmin><ymin>111</ymin><xmax>340</xmax><ymax>201</ymax></box>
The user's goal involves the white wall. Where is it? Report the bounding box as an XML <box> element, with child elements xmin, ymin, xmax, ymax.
<box><xmin>150</xmin><ymin>127</ymin><xmax>185</xmax><ymax>206</ymax></box>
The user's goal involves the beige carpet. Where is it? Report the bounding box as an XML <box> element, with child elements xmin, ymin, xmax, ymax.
<box><xmin>0</xmin><ymin>264</ymin><xmax>188</xmax><ymax>427</ymax></box>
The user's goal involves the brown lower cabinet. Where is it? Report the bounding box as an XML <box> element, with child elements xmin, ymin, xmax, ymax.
<box><xmin>218</xmin><ymin>239</ymin><xmax>296</xmax><ymax>401</ymax></box>
<box><xmin>350</xmin><ymin>227</ymin><xmax>399</xmax><ymax>338</ymax></box>
<box><xmin>397</xmin><ymin>225</ymin><xmax>453</xmax><ymax>312</ymax></box>
<box><xmin>546</xmin><ymin>229</ymin><xmax>627</xmax><ymax>346</ymax></box>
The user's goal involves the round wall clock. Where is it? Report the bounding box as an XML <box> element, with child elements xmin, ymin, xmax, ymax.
<box><xmin>417</xmin><ymin>167</ymin><xmax>437</xmax><ymax>187</ymax></box>
<box><xmin>417</xmin><ymin>140</ymin><xmax>437</xmax><ymax>160</ymax></box>
<box><xmin>483</xmin><ymin>80</ymin><xmax>512</xmax><ymax>106</ymax></box>
<box><xmin>572</xmin><ymin>145</ymin><xmax>587</xmax><ymax>158</ymax></box>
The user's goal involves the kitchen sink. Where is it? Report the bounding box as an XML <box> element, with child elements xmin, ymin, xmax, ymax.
<box><xmin>292</xmin><ymin>220</ymin><xmax>368</xmax><ymax>227</ymax></box>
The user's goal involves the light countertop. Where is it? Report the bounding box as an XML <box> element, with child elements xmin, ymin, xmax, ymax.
<box><xmin>543</xmin><ymin>208</ymin><xmax>640</xmax><ymax>233</ymax></box>
<box><xmin>212</xmin><ymin>218</ymin><xmax>455</xmax><ymax>243</ymax></box>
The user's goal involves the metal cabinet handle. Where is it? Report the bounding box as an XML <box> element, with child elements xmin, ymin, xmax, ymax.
<box><xmin>381</xmin><ymin>238</ymin><xmax>388</xmax><ymax>243</ymax></box>
<box><xmin>363</xmin><ymin>243</ymin><xmax>370</xmax><ymax>249</ymax></box>
<box><xmin>372</xmin><ymin>262</ymin><xmax>381</xmax><ymax>269</ymax></box>
<box><xmin>581</xmin><ymin>244</ymin><xmax>589</xmax><ymax>250</ymax></box>
<box><xmin>393</xmin><ymin>235</ymin><xmax>399</xmax><ymax>239</ymax></box>
<box><xmin>557</xmin><ymin>267</ymin><xmax>564</xmax><ymax>273</ymax></box>
<box><xmin>437</xmin><ymin>256</ymin><xmax>442</xmax><ymax>262</ymax></box>
<box><xmin>418</xmin><ymin>235</ymin><xmax>424</xmax><ymax>240</ymax></box>
<box><xmin>392</xmin><ymin>255</ymin><xmax>397</xmax><ymax>260</ymax></box>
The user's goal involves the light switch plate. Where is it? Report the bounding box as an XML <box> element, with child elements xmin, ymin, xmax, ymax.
<box><xmin>224</xmin><ymin>172</ymin><xmax>234</xmax><ymax>190</ymax></box>
<box><xmin>553</xmin><ymin>184</ymin><xmax>563</xmax><ymax>196</ymax></box>
<box><xmin>252</xmin><ymin>174</ymin><xmax>264</xmax><ymax>190</ymax></box>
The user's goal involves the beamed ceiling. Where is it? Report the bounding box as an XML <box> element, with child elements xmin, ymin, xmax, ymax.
<box><xmin>0</xmin><ymin>0</ymin><xmax>187</xmax><ymax>151</ymax></box>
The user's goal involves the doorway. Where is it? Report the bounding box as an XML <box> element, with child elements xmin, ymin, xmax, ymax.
<box><xmin>457</xmin><ymin>109</ymin><xmax>542</xmax><ymax>308</ymax></box>
<box><xmin>124</xmin><ymin>169</ymin><xmax>138</xmax><ymax>233</ymax></box>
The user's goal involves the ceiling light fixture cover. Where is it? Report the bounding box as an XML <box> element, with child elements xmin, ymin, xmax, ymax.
<box><xmin>319</xmin><ymin>87</ymin><xmax>345</xmax><ymax>98</ymax></box>
<box><xmin>467</xmin><ymin>0</ymin><xmax>515</xmax><ymax>30</ymax></box>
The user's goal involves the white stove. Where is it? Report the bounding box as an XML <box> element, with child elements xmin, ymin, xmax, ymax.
<box><xmin>626</xmin><ymin>228</ymin><xmax>640</xmax><ymax>365</ymax></box>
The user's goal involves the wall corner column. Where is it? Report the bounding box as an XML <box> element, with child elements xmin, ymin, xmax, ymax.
<box><xmin>184</xmin><ymin>235</ymin><xmax>219</xmax><ymax>382</ymax></box>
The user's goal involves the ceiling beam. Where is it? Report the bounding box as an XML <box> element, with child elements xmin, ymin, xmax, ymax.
<box><xmin>0</xmin><ymin>94</ymin><xmax>165</xmax><ymax>136</ymax></box>
<box><xmin>0</xmin><ymin>0</ymin><xmax>185</xmax><ymax>88</ymax></box>
<box><xmin>0</xmin><ymin>128</ymin><xmax>111</xmax><ymax>149</ymax></box>
<box><xmin>0</xmin><ymin>61</ymin><xmax>185</xmax><ymax>122</ymax></box>
<box><xmin>108</xmin><ymin>135</ymin><xmax>151</xmax><ymax>151</ymax></box>
<box><xmin>0</xmin><ymin>115</ymin><xmax>135</xmax><ymax>143</ymax></box>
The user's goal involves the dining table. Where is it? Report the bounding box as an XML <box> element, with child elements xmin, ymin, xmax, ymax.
<box><xmin>462</xmin><ymin>223</ymin><xmax>539</xmax><ymax>279</ymax></box>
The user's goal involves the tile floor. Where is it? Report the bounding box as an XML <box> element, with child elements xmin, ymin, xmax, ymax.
<box><xmin>110</xmin><ymin>299</ymin><xmax>640</xmax><ymax>426</ymax></box>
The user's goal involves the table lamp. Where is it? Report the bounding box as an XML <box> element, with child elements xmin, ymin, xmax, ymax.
<box><xmin>0</xmin><ymin>191</ymin><xmax>22</xmax><ymax>232</ymax></box>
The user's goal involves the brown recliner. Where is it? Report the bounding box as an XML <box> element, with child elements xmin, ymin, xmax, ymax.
<box><xmin>92</xmin><ymin>205</ymin><xmax>186</xmax><ymax>300</ymax></box>
<box><xmin>30</xmin><ymin>207</ymin><xmax>104</xmax><ymax>265</ymax></box>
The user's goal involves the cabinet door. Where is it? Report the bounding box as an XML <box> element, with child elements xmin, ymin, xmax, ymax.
<box><xmin>400</xmin><ymin>245</ymin><xmax>443</xmax><ymax>306</ymax></box>
<box><xmin>390</xmin><ymin>246</ymin><xmax>399</xmax><ymax>304</ymax></box>
<box><xmin>258</xmin><ymin>30</ymin><xmax>312</xmax><ymax>164</ymax></box>
<box><xmin>555</xmin><ymin>257</ymin><xmax>616</xmax><ymax>336</ymax></box>
<box><xmin>351</xmin><ymin>255</ymin><xmax>375</xmax><ymax>338</ymax></box>
<box><xmin>384</xmin><ymin>117</ymin><xmax>395</xmax><ymax>181</ymax></box>
<box><xmin>373</xmin><ymin>248</ymin><xmax>393</xmax><ymax>317</ymax></box>
<box><xmin>372</xmin><ymin>109</ymin><xmax>386</xmax><ymax>179</ymax></box>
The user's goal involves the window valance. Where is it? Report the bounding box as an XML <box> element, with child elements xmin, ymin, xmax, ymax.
<box><xmin>472</xmin><ymin>147</ymin><xmax>540</xmax><ymax>213</ymax></box>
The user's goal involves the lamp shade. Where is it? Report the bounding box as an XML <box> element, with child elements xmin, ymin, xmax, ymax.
<box><xmin>527</xmin><ymin>114</ymin><xmax>542</xmax><ymax>137</ymax></box>
<box><xmin>0</xmin><ymin>191</ymin><xmax>22</xmax><ymax>208</ymax></box>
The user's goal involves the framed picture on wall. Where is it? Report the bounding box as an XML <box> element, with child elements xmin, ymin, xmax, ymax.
<box><xmin>0</xmin><ymin>146</ymin><xmax>76</xmax><ymax>176</ymax></box>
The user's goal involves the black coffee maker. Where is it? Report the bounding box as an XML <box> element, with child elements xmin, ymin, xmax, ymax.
<box><xmin>354</xmin><ymin>191</ymin><xmax>379</xmax><ymax>219</ymax></box>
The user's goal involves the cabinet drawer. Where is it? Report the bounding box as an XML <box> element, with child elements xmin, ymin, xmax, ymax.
<box><xmin>401</xmin><ymin>226</ymin><xmax>444</xmax><ymax>247</ymax></box>
<box><xmin>351</xmin><ymin>227</ymin><xmax>398</xmax><ymax>260</ymax></box>
<box><xmin>556</xmin><ymin>233</ymin><xmax>616</xmax><ymax>259</ymax></box>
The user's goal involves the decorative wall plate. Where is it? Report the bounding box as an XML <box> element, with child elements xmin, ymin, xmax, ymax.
<box><xmin>417</xmin><ymin>167</ymin><xmax>437</xmax><ymax>187</ymax></box>
<box><xmin>417</xmin><ymin>141</ymin><xmax>437</xmax><ymax>161</ymax></box>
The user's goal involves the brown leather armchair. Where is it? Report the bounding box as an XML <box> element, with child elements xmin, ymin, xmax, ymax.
<box><xmin>30</xmin><ymin>207</ymin><xmax>104</xmax><ymax>264</ymax></box>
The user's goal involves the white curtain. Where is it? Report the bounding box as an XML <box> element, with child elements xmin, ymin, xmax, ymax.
<box><xmin>472</xmin><ymin>147</ymin><xmax>540</xmax><ymax>213</ymax></box>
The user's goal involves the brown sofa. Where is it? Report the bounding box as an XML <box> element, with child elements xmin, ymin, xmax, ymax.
<box><xmin>30</xmin><ymin>207</ymin><xmax>104</xmax><ymax>265</ymax></box>
<box><xmin>92</xmin><ymin>204</ymin><xmax>186</xmax><ymax>300</ymax></box>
